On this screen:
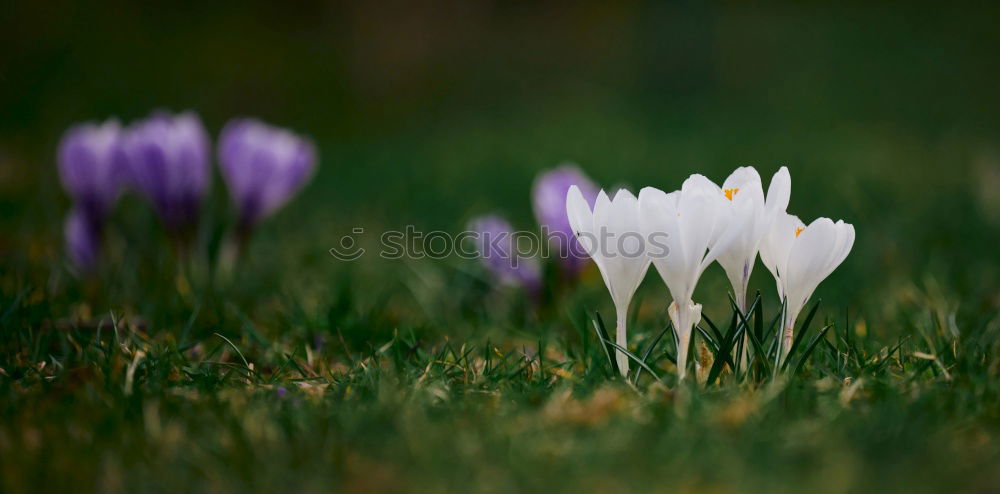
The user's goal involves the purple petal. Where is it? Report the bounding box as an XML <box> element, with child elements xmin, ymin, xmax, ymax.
<box><xmin>57</xmin><ymin>119</ymin><xmax>125</xmax><ymax>219</ymax></box>
<box><xmin>119</xmin><ymin>110</ymin><xmax>211</xmax><ymax>232</ymax></box>
<box><xmin>468</xmin><ymin>214</ymin><xmax>542</xmax><ymax>293</ymax></box>
<box><xmin>218</xmin><ymin>118</ymin><xmax>317</xmax><ymax>228</ymax></box>
<box><xmin>531</xmin><ymin>164</ymin><xmax>599</xmax><ymax>274</ymax></box>
<box><xmin>64</xmin><ymin>209</ymin><xmax>101</xmax><ymax>272</ymax></box>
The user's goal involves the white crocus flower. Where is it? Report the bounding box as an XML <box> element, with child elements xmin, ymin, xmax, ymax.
<box><xmin>567</xmin><ymin>186</ymin><xmax>651</xmax><ymax>376</ymax></box>
<box><xmin>715</xmin><ymin>166</ymin><xmax>791</xmax><ymax>313</ymax></box>
<box><xmin>638</xmin><ymin>175</ymin><xmax>741</xmax><ymax>380</ymax></box>
<box><xmin>759</xmin><ymin>213</ymin><xmax>855</xmax><ymax>356</ymax></box>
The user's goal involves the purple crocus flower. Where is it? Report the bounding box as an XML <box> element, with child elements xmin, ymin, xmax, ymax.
<box><xmin>468</xmin><ymin>214</ymin><xmax>542</xmax><ymax>295</ymax></box>
<box><xmin>64</xmin><ymin>208</ymin><xmax>101</xmax><ymax>272</ymax></box>
<box><xmin>57</xmin><ymin>119</ymin><xmax>126</xmax><ymax>220</ymax></box>
<box><xmin>119</xmin><ymin>111</ymin><xmax>211</xmax><ymax>233</ymax></box>
<box><xmin>531</xmin><ymin>164</ymin><xmax>599</xmax><ymax>275</ymax></box>
<box><xmin>218</xmin><ymin>118</ymin><xmax>316</xmax><ymax>230</ymax></box>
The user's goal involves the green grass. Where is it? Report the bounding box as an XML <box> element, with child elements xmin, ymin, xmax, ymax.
<box><xmin>2</xmin><ymin>281</ymin><xmax>999</xmax><ymax>493</ymax></box>
<box><xmin>3</xmin><ymin>105</ymin><xmax>1000</xmax><ymax>492</ymax></box>
<box><xmin>2</xmin><ymin>218</ymin><xmax>999</xmax><ymax>494</ymax></box>
<box><xmin>3</xmin><ymin>3</ymin><xmax>1000</xmax><ymax>492</ymax></box>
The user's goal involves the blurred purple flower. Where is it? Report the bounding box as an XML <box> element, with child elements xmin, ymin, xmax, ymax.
<box><xmin>64</xmin><ymin>208</ymin><xmax>101</xmax><ymax>272</ymax></box>
<box><xmin>276</xmin><ymin>386</ymin><xmax>288</xmax><ymax>398</ymax></box>
<box><xmin>531</xmin><ymin>164</ymin><xmax>599</xmax><ymax>275</ymax></box>
<box><xmin>119</xmin><ymin>111</ymin><xmax>211</xmax><ymax>233</ymax></box>
<box><xmin>57</xmin><ymin>119</ymin><xmax>127</xmax><ymax>219</ymax></box>
<box><xmin>218</xmin><ymin>118</ymin><xmax>316</xmax><ymax>230</ymax></box>
<box><xmin>468</xmin><ymin>214</ymin><xmax>541</xmax><ymax>295</ymax></box>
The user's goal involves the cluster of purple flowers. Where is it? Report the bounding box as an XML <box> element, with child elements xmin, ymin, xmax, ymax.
<box><xmin>467</xmin><ymin>164</ymin><xmax>599</xmax><ymax>296</ymax></box>
<box><xmin>58</xmin><ymin>110</ymin><xmax>317</xmax><ymax>272</ymax></box>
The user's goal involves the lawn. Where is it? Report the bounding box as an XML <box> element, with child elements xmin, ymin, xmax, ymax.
<box><xmin>1</xmin><ymin>3</ymin><xmax>999</xmax><ymax>493</ymax></box>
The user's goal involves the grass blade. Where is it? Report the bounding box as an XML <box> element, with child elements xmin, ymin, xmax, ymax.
<box><xmin>633</xmin><ymin>322</ymin><xmax>673</xmax><ymax>385</ymax></box>
<box><xmin>793</xmin><ymin>324</ymin><xmax>833</xmax><ymax>375</ymax></box>
<box><xmin>603</xmin><ymin>340</ymin><xmax>663</xmax><ymax>384</ymax></box>
<box><xmin>706</xmin><ymin>311</ymin><xmax>743</xmax><ymax>386</ymax></box>
<box><xmin>700</xmin><ymin>312</ymin><xmax>726</xmax><ymax>349</ymax></box>
<box><xmin>591</xmin><ymin>311</ymin><xmax>617</xmax><ymax>377</ymax></box>
<box><xmin>640</xmin><ymin>323</ymin><xmax>672</xmax><ymax>365</ymax></box>
<box><xmin>742</xmin><ymin>311</ymin><xmax>773</xmax><ymax>376</ymax></box>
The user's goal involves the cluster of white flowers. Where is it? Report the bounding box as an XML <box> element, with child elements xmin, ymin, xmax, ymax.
<box><xmin>566</xmin><ymin>167</ymin><xmax>855</xmax><ymax>379</ymax></box>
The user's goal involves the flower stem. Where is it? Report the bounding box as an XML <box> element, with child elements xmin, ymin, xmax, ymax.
<box><xmin>615</xmin><ymin>309</ymin><xmax>629</xmax><ymax>377</ymax></box>
<box><xmin>216</xmin><ymin>227</ymin><xmax>251</xmax><ymax>283</ymax></box>
<box><xmin>782</xmin><ymin>325</ymin><xmax>794</xmax><ymax>359</ymax></box>
<box><xmin>781</xmin><ymin>307</ymin><xmax>800</xmax><ymax>360</ymax></box>
<box><xmin>735</xmin><ymin>285</ymin><xmax>749</xmax><ymax>371</ymax></box>
<box><xmin>676</xmin><ymin>329</ymin><xmax>691</xmax><ymax>381</ymax></box>
<box><xmin>671</xmin><ymin>301</ymin><xmax>698</xmax><ymax>381</ymax></box>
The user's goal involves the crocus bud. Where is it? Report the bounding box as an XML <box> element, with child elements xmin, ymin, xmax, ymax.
<box><xmin>218</xmin><ymin>118</ymin><xmax>317</xmax><ymax>230</ymax></box>
<box><xmin>57</xmin><ymin>119</ymin><xmax>126</xmax><ymax>219</ymax></box>
<box><xmin>568</xmin><ymin>186</ymin><xmax>651</xmax><ymax>376</ymax></box>
<box><xmin>64</xmin><ymin>208</ymin><xmax>101</xmax><ymax>272</ymax></box>
<box><xmin>119</xmin><ymin>111</ymin><xmax>211</xmax><ymax>233</ymax></box>
<box><xmin>760</xmin><ymin>213</ymin><xmax>855</xmax><ymax>356</ymax></box>
<box><xmin>638</xmin><ymin>175</ymin><xmax>741</xmax><ymax>380</ymax></box>
<box><xmin>715</xmin><ymin>166</ymin><xmax>790</xmax><ymax>313</ymax></box>
<box><xmin>531</xmin><ymin>164</ymin><xmax>599</xmax><ymax>275</ymax></box>
<box><xmin>467</xmin><ymin>214</ymin><xmax>542</xmax><ymax>295</ymax></box>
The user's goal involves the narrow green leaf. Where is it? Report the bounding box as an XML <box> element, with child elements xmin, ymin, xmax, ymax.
<box><xmin>591</xmin><ymin>311</ymin><xmax>617</xmax><ymax>377</ymax></box>
<box><xmin>640</xmin><ymin>322</ymin><xmax>673</xmax><ymax>365</ymax></box>
<box><xmin>743</xmin><ymin>312</ymin><xmax>773</xmax><ymax>376</ymax></box>
<box><xmin>868</xmin><ymin>336</ymin><xmax>910</xmax><ymax>374</ymax></box>
<box><xmin>782</xmin><ymin>299</ymin><xmax>822</xmax><ymax>371</ymax></box>
<box><xmin>701</xmin><ymin>312</ymin><xmax>725</xmax><ymax>347</ymax></box>
<box><xmin>753</xmin><ymin>291</ymin><xmax>764</xmax><ymax>342</ymax></box>
<box><xmin>793</xmin><ymin>324</ymin><xmax>833</xmax><ymax>375</ymax></box>
<box><xmin>603</xmin><ymin>340</ymin><xmax>663</xmax><ymax>384</ymax></box>
<box><xmin>773</xmin><ymin>297</ymin><xmax>788</xmax><ymax>372</ymax></box>
<box><xmin>633</xmin><ymin>322</ymin><xmax>673</xmax><ymax>385</ymax></box>
<box><xmin>696</xmin><ymin>326</ymin><xmax>721</xmax><ymax>354</ymax></box>
<box><xmin>706</xmin><ymin>316</ymin><xmax>743</xmax><ymax>387</ymax></box>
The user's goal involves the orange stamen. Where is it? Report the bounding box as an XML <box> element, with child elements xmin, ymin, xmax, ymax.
<box><xmin>724</xmin><ymin>188</ymin><xmax>739</xmax><ymax>201</ymax></box>
<box><xmin>795</xmin><ymin>226</ymin><xmax>805</xmax><ymax>237</ymax></box>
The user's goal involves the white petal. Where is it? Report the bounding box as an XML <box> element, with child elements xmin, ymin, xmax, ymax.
<box><xmin>722</xmin><ymin>166</ymin><xmax>762</xmax><ymax>192</ymax></box>
<box><xmin>759</xmin><ymin>212</ymin><xmax>803</xmax><ymax>297</ymax></box>
<box><xmin>678</xmin><ymin>179</ymin><xmax>718</xmax><ymax>275</ymax></box>
<box><xmin>568</xmin><ymin>185</ymin><xmax>613</xmax><ymax>298</ymax></box>
<box><xmin>715</xmin><ymin>168</ymin><xmax>767</xmax><ymax>293</ymax></box>
<box><xmin>566</xmin><ymin>185</ymin><xmax>595</xmax><ymax>256</ymax></box>
<box><xmin>638</xmin><ymin>186</ymin><xmax>684</xmax><ymax>298</ymax></box>
<box><xmin>683</xmin><ymin>173</ymin><xmax>723</xmax><ymax>196</ymax></box>
<box><xmin>765</xmin><ymin>166</ymin><xmax>791</xmax><ymax>220</ymax></box>
<box><xmin>734</xmin><ymin>175</ymin><xmax>766</xmax><ymax>243</ymax></box>
<box><xmin>587</xmin><ymin>188</ymin><xmax>650</xmax><ymax>311</ymax></box>
<box><xmin>588</xmin><ymin>189</ymin><xmax>615</xmax><ymax>283</ymax></box>
<box><xmin>785</xmin><ymin>217</ymin><xmax>837</xmax><ymax>311</ymax></box>
<box><xmin>715</xmin><ymin>201</ymin><xmax>759</xmax><ymax>291</ymax></box>
<box><xmin>591</xmin><ymin>189</ymin><xmax>613</xmax><ymax>223</ymax></box>
<box><xmin>821</xmin><ymin>220</ymin><xmax>855</xmax><ymax>281</ymax></box>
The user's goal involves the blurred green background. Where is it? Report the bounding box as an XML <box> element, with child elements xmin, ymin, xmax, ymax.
<box><xmin>3</xmin><ymin>1</ymin><xmax>998</xmax><ymax>329</ymax></box>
